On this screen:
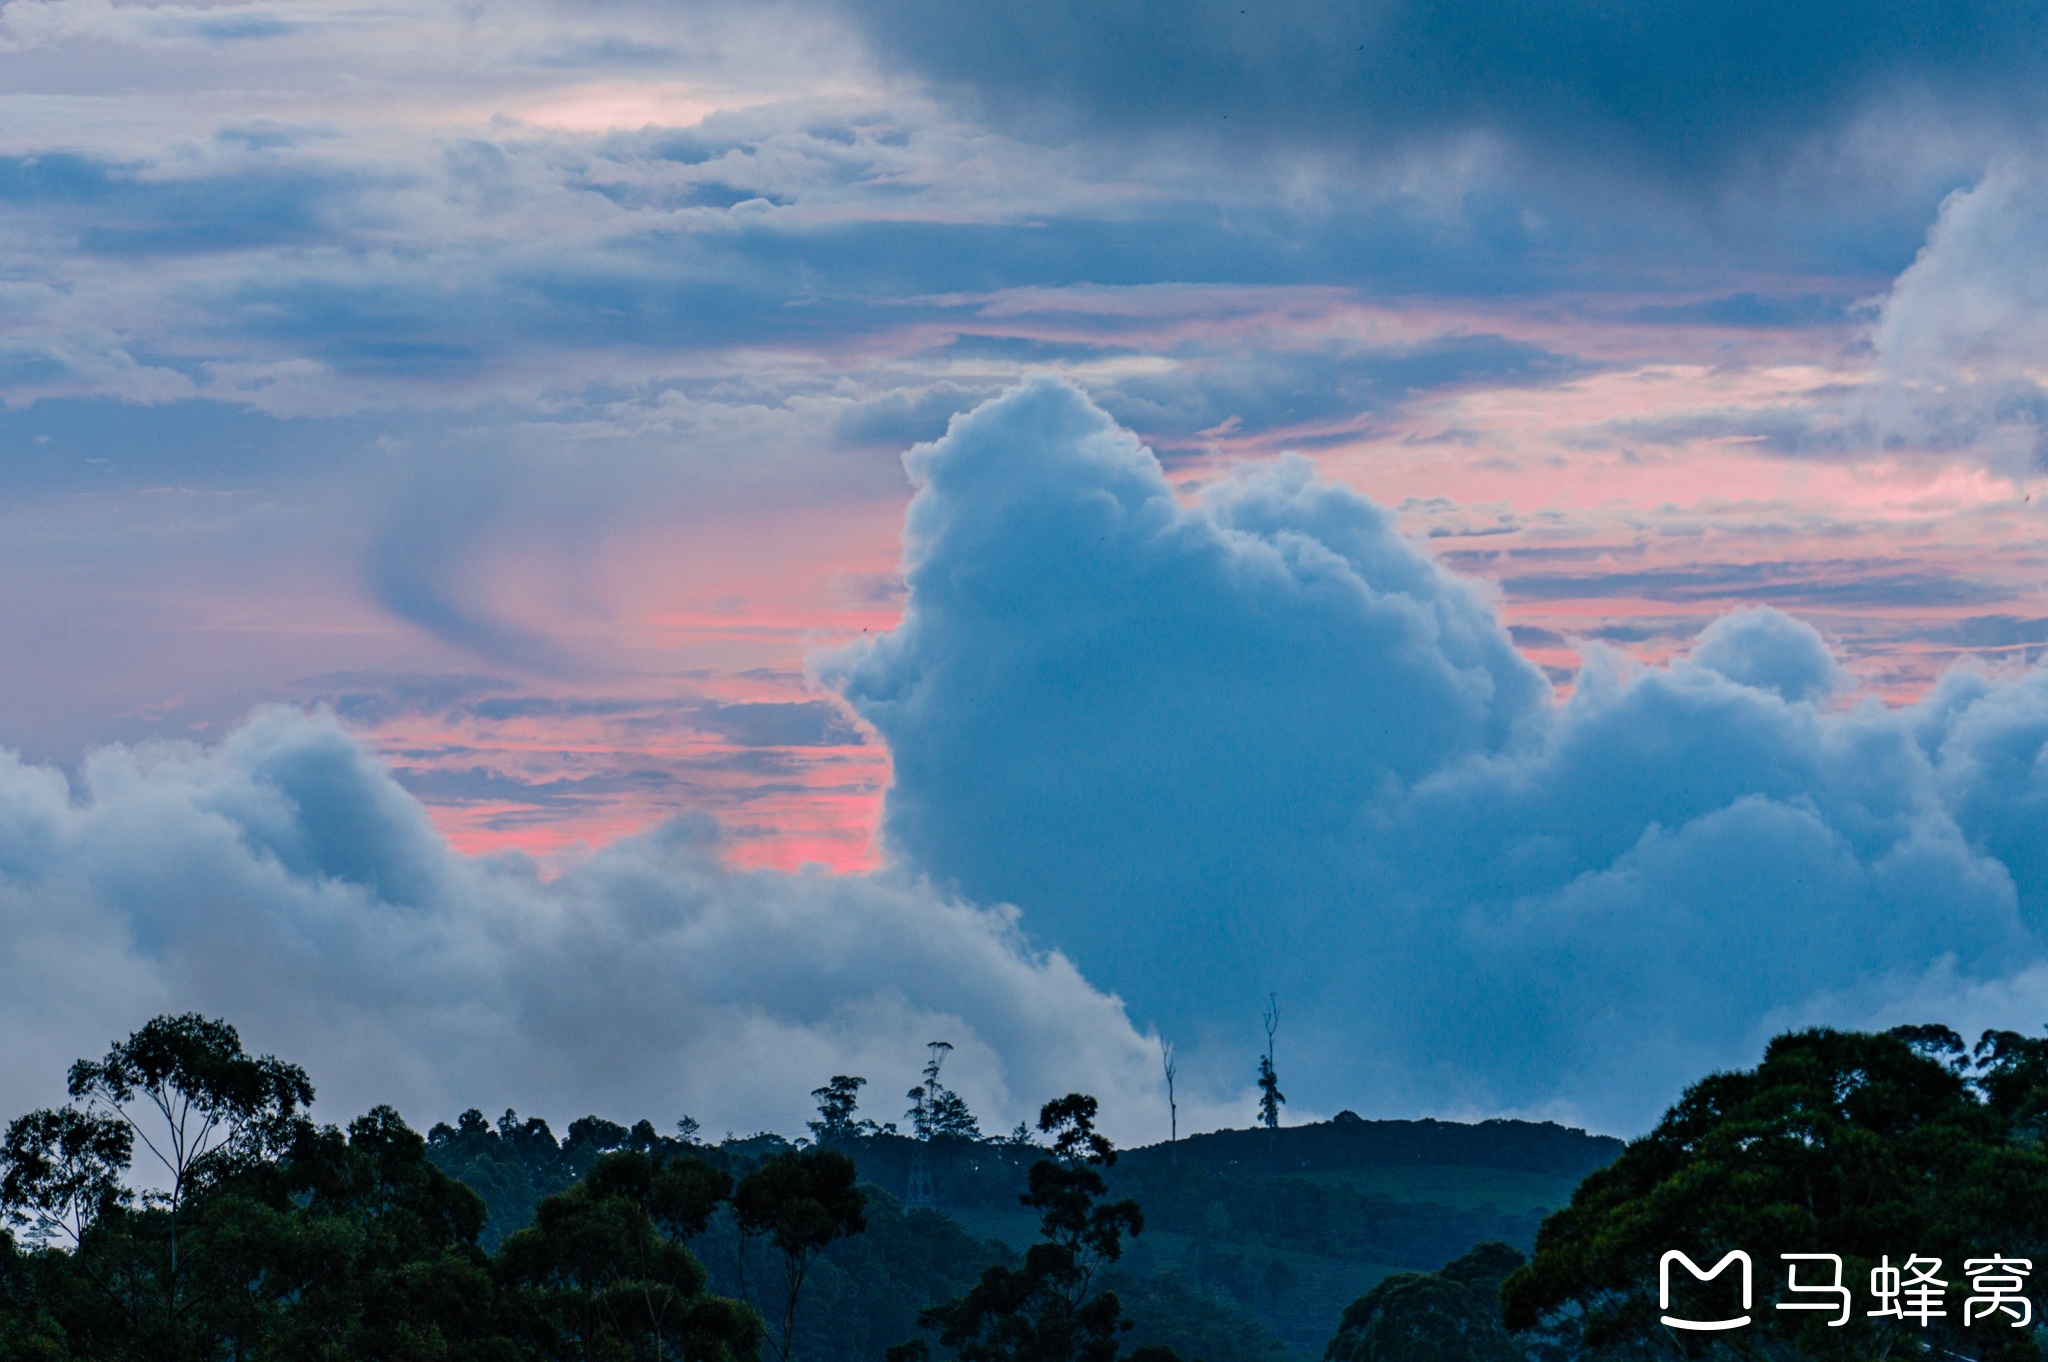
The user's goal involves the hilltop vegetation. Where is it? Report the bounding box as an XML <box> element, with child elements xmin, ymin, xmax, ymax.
<box><xmin>418</xmin><ymin>1098</ymin><xmax>1619</xmax><ymax>1361</ymax></box>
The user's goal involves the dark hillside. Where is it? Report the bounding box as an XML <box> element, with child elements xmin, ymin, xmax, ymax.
<box><xmin>1080</xmin><ymin>1116</ymin><xmax>1616</xmax><ymax>1358</ymax></box>
<box><xmin>823</xmin><ymin>1115</ymin><xmax>1623</xmax><ymax>1359</ymax></box>
<box><xmin>427</xmin><ymin>1110</ymin><xmax>1624</xmax><ymax>1362</ymax></box>
<box><xmin>1122</xmin><ymin>1112</ymin><xmax>1622</xmax><ymax>1180</ymax></box>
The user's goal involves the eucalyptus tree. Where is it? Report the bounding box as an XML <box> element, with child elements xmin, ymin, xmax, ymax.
<box><xmin>733</xmin><ymin>1148</ymin><xmax>867</xmax><ymax>1362</ymax></box>
<box><xmin>891</xmin><ymin>1094</ymin><xmax>1178</xmax><ymax>1362</ymax></box>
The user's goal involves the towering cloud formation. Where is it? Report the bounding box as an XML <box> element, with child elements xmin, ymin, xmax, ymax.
<box><xmin>833</xmin><ymin>380</ymin><xmax>2048</xmax><ymax>1130</ymax></box>
<box><xmin>826</xmin><ymin>377</ymin><xmax>1550</xmax><ymax>1012</ymax></box>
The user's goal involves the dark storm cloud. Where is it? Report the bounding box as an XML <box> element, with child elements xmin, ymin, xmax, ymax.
<box><xmin>840</xmin><ymin>0</ymin><xmax>2048</xmax><ymax>180</ymax></box>
<box><xmin>391</xmin><ymin>765</ymin><xmax>679</xmax><ymax>806</ymax></box>
<box><xmin>0</xmin><ymin>399</ymin><xmax>386</xmax><ymax>493</ymax></box>
<box><xmin>1622</xmin><ymin>292</ymin><xmax>1855</xmax><ymax>329</ymax></box>
<box><xmin>1935</xmin><ymin>616</ymin><xmax>2048</xmax><ymax>649</ymax></box>
<box><xmin>296</xmin><ymin>675</ymin><xmax>862</xmax><ymax>749</ymax></box>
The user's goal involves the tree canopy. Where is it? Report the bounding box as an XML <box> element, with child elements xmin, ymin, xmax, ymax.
<box><xmin>1503</xmin><ymin>1025</ymin><xmax>2048</xmax><ymax>1361</ymax></box>
<box><xmin>890</xmin><ymin>1094</ymin><xmax>1176</xmax><ymax>1362</ymax></box>
<box><xmin>734</xmin><ymin>1149</ymin><xmax>868</xmax><ymax>1362</ymax></box>
<box><xmin>1325</xmin><ymin>1242</ymin><xmax>1525</xmax><ymax>1362</ymax></box>
<box><xmin>0</xmin><ymin>1015</ymin><xmax>761</xmax><ymax>1362</ymax></box>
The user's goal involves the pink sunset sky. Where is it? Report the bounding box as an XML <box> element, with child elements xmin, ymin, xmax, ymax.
<box><xmin>138</xmin><ymin>289</ymin><xmax>2044</xmax><ymax>874</ymax></box>
<box><xmin>12</xmin><ymin>0</ymin><xmax>2048</xmax><ymax>1139</ymax></box>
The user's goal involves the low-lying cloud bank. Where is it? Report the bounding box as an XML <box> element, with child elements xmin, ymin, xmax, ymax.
<box><xmin>0</xmin><ymin>705</ymin><xmax>1190</xmax><ymax>1142</ymax></box>
<box><xmin>830</xmin><ymin>379</ymin><xmax>2048</xmax><ymax>1132</ymax></box>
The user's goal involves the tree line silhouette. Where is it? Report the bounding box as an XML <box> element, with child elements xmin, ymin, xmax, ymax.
<box><xmin>0</xmin><ymin>1015</ymin><xmax>1185</xmax><ymax>1362</ymax></box>
<box><xmin>14</xmin><ymin>1013</ymin><xmax>2045</xmax><ymax>1360</ymax></box>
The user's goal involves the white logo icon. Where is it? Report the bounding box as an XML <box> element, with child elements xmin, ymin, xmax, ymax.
<box><xmin>1660</xmin><ymin>1250</ymin><xmax>1753</xmax><ymax>1331</ymax></box>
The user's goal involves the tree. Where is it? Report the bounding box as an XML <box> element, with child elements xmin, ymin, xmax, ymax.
<box><xmin>1158</xmin><ymin>1042</ymin><xmax>1177</xmax><ymax>1160</ymax></box>
<box><xmin>891</xmin><ymin>1094</ymin><xmax>1178</xmax><ymax>1362</ymax></box>
<box><xmin>1</xmin><ymin>1019</ymin><xmax>528</xmax><ymax>1361</ymax></box>
<box><xmin>230</xmin><ymin>1103</ymin><xmax>500</xmax><ymax>1359</ymax></box>
<box><xmin>1325</xmin><ymin>1242</ymin><xmax>1524</xmax><ymax>1362</ymax></box>
<box><xmin>2</xmin><ymin>1013</ymin><xmax>315</xmax><ymax>1348</ymax></box>
<box><xmin>810</xmin><ymin>1077</ymin><xmax>884</xmax><ymax>1144</ymax></box>
<box><xmin>907</xmin><ymin>1043</ymin><xmax>982</xmax><ymax>1142</ymax></box>
<box><xmin>67</xmin><ymin>1014</ymin><xmax>315</xmax><ymax>1204</ymax></box>
<box><xmin>1256</xmin><ymin>998</ymin><xmax>1284</xmax><ymax>1131</ymax></box>
<box><xmin>1502</xmin><ymin>1025</ymin><xmax>2048</xmax><ymax>1362</ymax></box>
<box><xmin>733</xmin><ymin>1149</ymin><xmax>868</xmax><ymax>1362</ymax></box>
<box><xmin>0</xmin><ymin>1014</ymin><xmax>777</xmax><ymax>1360</ymax></box>
<box><xmin>0</xmin><ymin>1107</ymin><xmax>132</xmax><ymax>1248</ymax></box>
<box><xmin>498</xmin><ymin>1146</ymin><xmax>758</xmax><ymax>1362</ymax></box>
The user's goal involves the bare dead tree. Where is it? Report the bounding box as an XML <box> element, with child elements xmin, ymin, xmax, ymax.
<box><xmin>1159</xmin><ymin>1037</ymin><xmax>1178</xmax><ymax>1161</ymax></box>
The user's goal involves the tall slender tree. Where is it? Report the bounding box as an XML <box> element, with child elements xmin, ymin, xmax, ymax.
<box><xmin>890</xmin><ymin>1094</ymin><xmax>1177</xmax><ymax>1362</ymax></box>
<box><xmin>733</xmin><ymin>1148</ymin><xmax>867</xmax><ymax>1362</ymax></box>
<box><xmin>1256</xmin><ymin>997</ymin><xmax>1285</xmax><ymax>1131</ymax></box>
<box><xmin>1158</xmin><ymin>1039</ymin><xmax>1178</xmax><ymax>1162</ymax></box>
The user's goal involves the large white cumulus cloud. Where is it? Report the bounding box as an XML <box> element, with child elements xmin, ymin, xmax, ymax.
<box><xmin>831</xmin><ymin>378</ymin><xmax>2048</xmax><ymax>1132</ymax></box>
<box><xmin>826</xmin><ymin>378</ymin><xmax>1550</xmax><ymax>1013</ymax></box>
<box><xmin>0</xmin><ymin>706</ymin><xmax>1190</xmax><ymax>1143</ymax></box>
<box><xmin>1867</xmin><ymin>161</ymin><xmax>2048</xmax><ymax>471</ymax></box>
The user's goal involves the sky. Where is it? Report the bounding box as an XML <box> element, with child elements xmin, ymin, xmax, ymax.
<box><xmin>5</xmin><ymin>0</ymin><xmax>2048</xmax><ymax>1142</ymax></box>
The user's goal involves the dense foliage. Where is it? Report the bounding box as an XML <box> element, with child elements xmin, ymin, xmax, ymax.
<box><xmin>1503</xmin><ymin>1025</ymin><xmax>2048</xmax><ymax>1361</ymax></box>
<box><xmin>1323</xmin><ymin>1242</ymin><xmax>1525</xmax><ymax>1362</ymax></box>
<box><xmin>0</xmin><ymin>1016</ymin><xmax>773</xmax><ymax>1361</ymax></box>
<box><xmin>425</xmin><ymin>1109</ymin><xmax>722</xmax><ymax>1252</ymax></box>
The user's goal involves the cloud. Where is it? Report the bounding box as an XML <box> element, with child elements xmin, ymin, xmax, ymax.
<box><xmin>1080</xmin><ymin>334</ymin><xmax>1595</xmax><ymax>453</ymax></box>
<box><xmin>10</xmin><ymin>0</ymin><xmax>2048</xmax><ymax>1146</ymax></box>
<box><xmin>1688</xmin><ymin>606</ymin><xmax>1845</xmax><ymax>704</ymax></box>
<box><xmin>838</xmin><ymin>0</ymin><xmax>2048</xmax><ymax>185</ymax></box>
<box><xmin>696</xmin><ymin>700</ymin><xmax>864</xmax><ymax>747</ymax></box>
<box><xmin>0</xmin><ymin>704</ymin><xmax>1197</xmax><ymax>1144</ymax></box>
<box><xmin>1865</xmin><ymin>160</ymin><xmax>2048</xmax><ymax>472</ymax></box>
<box><xmin>828</xmin><ymin>379</ymin><xmax>2048</xmax><ymax>1131</ymax></box>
